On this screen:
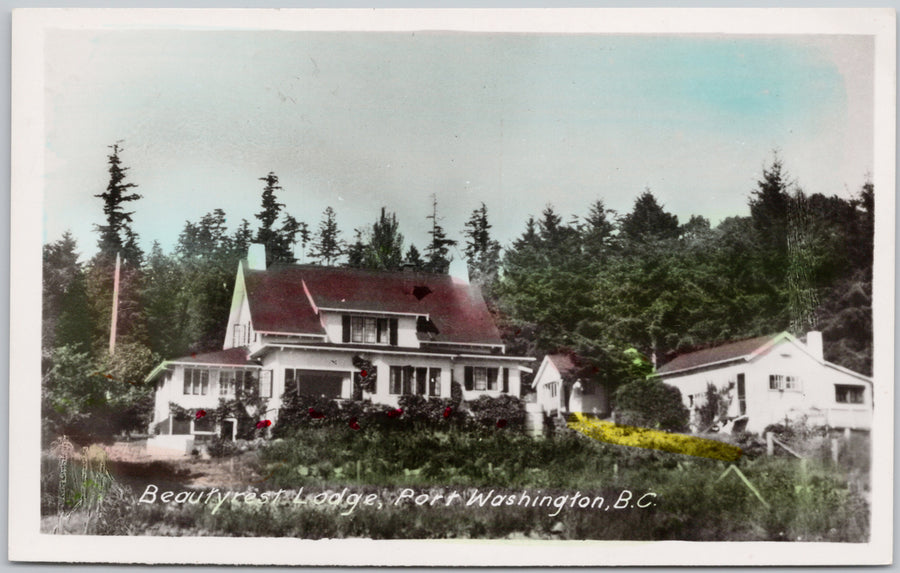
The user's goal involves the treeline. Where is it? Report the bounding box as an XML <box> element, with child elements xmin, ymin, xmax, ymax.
<box><xmin>41</xmin><ymin>143</ymin><xmax>873</xmax><ymax>443</ymax></box>
<box><xmin>494</xmin><ymin>159</ymin><xmax>873</xmax><ymax>394</ymax></box>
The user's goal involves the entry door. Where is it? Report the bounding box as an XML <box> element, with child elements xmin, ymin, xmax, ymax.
<box><xmin>737</xmin><ymin>373</ymin><xmax>746</xmax><ymax>415</ymax></box>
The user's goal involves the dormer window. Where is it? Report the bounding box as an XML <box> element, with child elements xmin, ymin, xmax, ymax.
<box><xmin>351</xmin><ymin>316</ymin><xmax>378</xmax><ymax>343</ymax></box>
<box><xmin>342</xmin><ymin>315</ymin><xmax>398</xmax><ymax>346</ymax></box>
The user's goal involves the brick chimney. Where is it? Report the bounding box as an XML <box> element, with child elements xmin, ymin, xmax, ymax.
<box><xmin>806</xmin><ymin>331</ymin><xmax>824</xmax><ymax>362</ymax></box>
<box><xmin>247</xmin><ymin>243</ymin><xmax>267</xmax><ymax>271</ymax></box>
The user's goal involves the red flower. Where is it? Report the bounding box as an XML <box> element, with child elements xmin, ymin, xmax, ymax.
<box><xmin>360</xmin><ymin>369</ymin><xmax>368</xmax><ymax>378</ymax></box>
<box><xmin>387</xmin><ymin>408</ymin><xmax>404</xmax><ymax>418</ymax></box>
<box><xmin>195</xmin><ymin>410</ymin><xmax>206</xmax><ymax>420</ymax></box>
<box><xmin>496</xmin><ymin>419</ymin><xmax>508</xmax><ymax>429</ymax></box>
<box><xmin>443</xmin><ymin>407</ymin><xmax>452</xmax><ymax>418</ymax></box>
<box><xmin>256</xmin><ymin>419</ymin><xmax>272</xmax><ymax>429</ymax></box>
<box><xmin>308</xmin><ymin>408</ymin><xmax>325</xmax><ymax>419</ymax></box>
<box><xmin>349</xmin><ymin>417</ymin><xmax>361</xmax><ymax>430</ymax></box>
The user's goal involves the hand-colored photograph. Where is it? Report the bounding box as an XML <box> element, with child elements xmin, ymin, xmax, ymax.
<box><xmin>11</xmin><ymin>7</ymin><xmax>894</xmax><ymax>567</ymax></box>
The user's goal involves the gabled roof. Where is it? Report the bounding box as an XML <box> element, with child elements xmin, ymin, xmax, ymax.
<box><xmin>655</xmin><ymin>332</ymin><xmax>872</xmax><ymax>383</ymax></box>
<box><xmin>243</xmin><ymin>265</ymin><xmax>326</xmax><ymax>336</ymax></box>
<box><xmin>243</xmin><ymin>263</ymin><xmax>503</xmax><ymax>346</ymax></box>
<box><xmin>532</xmin><ymin>353</ymin><xmax>578</xmax><ymax>388</ymax></box>
<box><xmin>656</xmin><ymin>334</ymin><xmax>776</xmax><ymax>376</ymax></box>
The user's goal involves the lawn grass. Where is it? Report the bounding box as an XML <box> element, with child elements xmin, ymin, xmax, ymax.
<box><xmin>41</xmin><ymin>424</ymin><xmax>870</xmax><ymax>541</ymax></box>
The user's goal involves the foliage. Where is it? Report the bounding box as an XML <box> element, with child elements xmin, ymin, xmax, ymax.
<box><xmin>42</xmin><ymin>421</ymin><xmax>870</xmax><ymax>542</ymax></box>
<box><xmin>308</xmin><ymin>206</ymin><xmax>346</xmax><ymax>265</ymax></box>
<box><xmin>463</xmin><ymin>202</ymin><xmax>501</xmax><ymax>292</ymax></box>
<box><xmin>614</xmin><ymin>378</ymin><xmax>689</xmax><ymax>432</ymax></box>
<box><xmin>348</xmin><ymin>208</ymin><xmax>406</xmax><ymax>271</ymax></box>
<box><xmin>424</xmin><ymin>194</ymin><xmax>458</xmax><ymax>274</ymax></box>
<box><xmin>465</xmin><ymin>395</ymin><xmax>526</xmax><ymax>429</ymax></box>
<box><xmin>94</xmin><ymin>142</ymin><xmax>143</xmax><ymax>265</ymax></box>
<box><xmin>254</xmin><ymin>172</ymin><xmax>306</xmax><ymax>266</ymax></box>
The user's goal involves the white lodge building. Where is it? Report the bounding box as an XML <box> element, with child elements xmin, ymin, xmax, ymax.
<box><xmin>655</xmin><ymin>331</ymin><xmax>873</xmax><ymax>434</ymax></box>
<box><xmin>146</xmin><ymin>247</ymin><xmax>533</xmax><ymax>451</ymax></box>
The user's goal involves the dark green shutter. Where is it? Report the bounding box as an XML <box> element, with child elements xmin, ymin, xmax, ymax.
<box><xmin>464</xmin><ymin>366</ymin><xmax>474</xmax><ymax>391</ymax></box>
<box><xmin>389</xmin><ymin>319</ymin><xmax>398</xmax><ymax>346</ymax></box>
<box><xmin>342</xmin><ymin>316</ymin><xmax>351</xmax><ymax>343</ymax></box>
<box><xmin>502</xmin><ymin>367</ymin><xmax>509</xmax><ymax>393</ymax></box>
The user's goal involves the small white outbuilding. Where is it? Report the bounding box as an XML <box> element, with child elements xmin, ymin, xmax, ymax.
<box><xmin>655</xmin><ymin>331</ymin><xmax>872</xmax><ymax>434</ymax></box>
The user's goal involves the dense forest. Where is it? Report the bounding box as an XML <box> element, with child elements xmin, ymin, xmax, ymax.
<box><xmin>41</xmin><ymin>144</ymin><xmax>874</xmax><ymax>443</ymax></box>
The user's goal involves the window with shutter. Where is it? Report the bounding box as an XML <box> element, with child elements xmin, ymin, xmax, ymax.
<box><xmin>389</xmin><ymin>319</ymin><xmax>398</xmax><ymax>346</ymax></box>
<box><xmin>502</xmin><ymin>368</ymin><xmax>509</xmax><ymax>393</ymax></box>
<box><xmin>464</xmin><ymin>366</ymin><xmax>474</xmax><ymax>391</ymax></box>
<box><xmin>342</xmin><ymin>316</ymin><xmax>351</xmax><ymax>343</ymax></box>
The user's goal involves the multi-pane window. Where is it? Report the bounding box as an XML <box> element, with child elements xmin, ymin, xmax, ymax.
<box><xmin>464</xmin><ymin>366</ymin><xmax>504</xmax><ymax>392</ymax></box>
<box><xmin>473</xmin><ymin>367</ymin><xmax>488</xmax><ymax>391</ymax></box>
<box><xmin>769</xmin><ymin>374</ymin><xmax>798</xmax><ymax>391</ymax></box>
<box><xmin>351</xmin><ymin>316</ymin><xmax>378</xmax><ymax>344</ymax></box>
<box><xmin>219</xmin><ymin>370</ymin><xmax>259</xmax><ymax>397</ymax></box>
<box><xmin>183</xmin><ymin>369</ymin><xmax>209</xmax><ymax>395</ymax></box>
<box><xmin>835</xmin><ymin>385</ymin><xmax>865</xmax><ymax>404</ymax></box>
<box><xmin>548</xmin><ymin>382</ymin><xmax>558</xmax><ymax>398</ymax></box>
<box><xmin>428</xmin><ymin>368</ymin><xmax>441</xmax><ymax>397</ymax></box>
<box><xmin>390</xmin><ymin>366</ymin><xmax>442</xmax><ymax>396</ymax></box>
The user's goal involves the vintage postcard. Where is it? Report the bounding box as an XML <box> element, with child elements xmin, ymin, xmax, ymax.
<box><xmin>9</xmin><ymin>7</ymin><xmax>895</xmax><ymax>566</ymax></box>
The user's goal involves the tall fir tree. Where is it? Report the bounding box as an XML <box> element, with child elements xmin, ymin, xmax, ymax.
<box><xmin>308</xmin><ymin>207</ymin><xmax>346</xmax><ymax>266</ymax></box>
<box><xmin>463</xmin><ymin>202</ymin><xmax>501</xmax><ymax>290</ymax></box>
<box><xmin>254</xmin><ymin>172</ymin><xmax>303</xmax><ymax>266</ymax></box>
<box><xmin>365</xmin><ymin>208</ymin><xmax>405</xmax><ymax>271</ymax></box>
<box><xmin>94</xmin><ymin>142</ymin><xmax>143</xmax><ymax>265</ymax></box>
<box><xmin>424</xmin><ymin>195</ymin><xmax>457</xmax><ymax>274</ymax></box>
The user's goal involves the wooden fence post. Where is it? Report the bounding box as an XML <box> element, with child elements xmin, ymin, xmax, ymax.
<box><xmin>831</xmin><ymin>437</ymin><xmax>840</xmax><ymax>464</ymax></box>
<box><xmin>766</xmin><ymin>432</ymin><xmax>774</xmax><ymax>457</ymax></box>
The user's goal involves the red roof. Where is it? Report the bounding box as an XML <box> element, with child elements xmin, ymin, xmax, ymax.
<box><xmin>244</xmin><ymin>264</ymin><xmax>503</xmax><ymax>346</ymax></box>
<box><xmin>171</xmin><ymin>347</ymin><xmax>257</xmax><ymax>366</ymax></box>
<box><xmin>244</xmin><ymin>266</ymin><xmax>325</xmax><ymax>336</ymax></box>
<box><xmin>656</xmin><ymin>334</ymin><xmax>777</xmax><ymax>375</ymax></box>
<box><xmin>547</xmin><ymin>353</ymin><xmax>577</xmax><ymax>375</ymax></box>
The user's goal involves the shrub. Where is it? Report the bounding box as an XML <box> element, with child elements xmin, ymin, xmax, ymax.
<box><xmin>207</xmin><ymin>437</ymin><xmax>238</xmax><ymax>458</ymax></box>
<box><xmin>398</xmin><ymin>395</ymin><xmax>460</xmax><ymax>425</ymax></box>
<box><xmin>614</xmin><ymin>378</ymin><xmax>689</xmax><ymax>432</ymax></box>
<box><xmin>466</xmin><ymin>395</ymin><xmax>526</xmax><ymax>429</ymax></box>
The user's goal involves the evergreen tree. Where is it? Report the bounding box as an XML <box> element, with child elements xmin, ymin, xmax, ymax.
<box><xmin>582</xmin><ymin>199</ymin><xmax>616</xmax><ymax>259</ymax></box>
<box><xmin>363</xmin><ymin>208</ymin><xmax>405</xmax><ymax>271</ymax></box>
<box><xmin>42</xmin><ymin>232</ymin><xmax>92</xmax><ymax>357</ymax></box>
<box><xmin>254</xmin><ymin>172</ymin><xmax>303</xmax><ymax>265</ymax></box>
<box><xmin>424</xmin><ymin>195</ymin><xmax>457</xmax><ymax>274</ymax></box>
<box><xmin>404</xmin><ymin>244</ymin><xmax>425</xmax><ymax>270</ymax></box>
<box><xmin>620</xmin><ymin>190</ymin><xmax>680</xmax><ymax>243</ymax></box>
<box><xmin>346</xmin><ymin>229</ymin><xmax>367</xmax><ymax>269</ymax></box>
<box><xmin>94</xmin><ymin>142</ymin><xmax>143</xmax><ymax>265</ymax></box>
<box><xmin>463</xmin><ymin>202</ymin><xmax>501</xmax><ymax>290</ymax></box>
<box><xmin>308</xmin><ymin>207</ymin><xmax>346</xmax><ymax>266</ymax></box>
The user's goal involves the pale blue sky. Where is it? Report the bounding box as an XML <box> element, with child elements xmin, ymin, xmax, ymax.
<box><xmin>43</xmin><ymin>31</ymin><xmax>874</xmax><ymax>261</ymax></box>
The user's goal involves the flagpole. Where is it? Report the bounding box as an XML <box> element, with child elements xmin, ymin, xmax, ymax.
<box><xmin>109</xmin><ymin>252</ymin><xmax>121</xmax><ymax>356</ymax></box>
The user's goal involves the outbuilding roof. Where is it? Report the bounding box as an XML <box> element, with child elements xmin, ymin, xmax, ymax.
<box><xmin>655</xmin><ymin>334</ymin><xmax>776</xmax><ymax>376</ymax></box>
<box><xmin>243</xmin><ymin>263</ymin><xmax>504</xmax><ymax>346</ymax></box>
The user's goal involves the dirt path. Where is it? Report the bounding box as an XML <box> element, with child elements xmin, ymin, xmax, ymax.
<box><xmin>100</xmin><ymin>441</ymin><xmax>265</xmax><ymax>491</ymax></box>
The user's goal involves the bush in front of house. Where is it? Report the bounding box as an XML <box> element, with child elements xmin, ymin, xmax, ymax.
<box><xmin>397</xmin><ymin>395</ymin><xmax>462</xmax><ymax>425</ymax></box>
<box><xmin>614</xmin><ymin>378</ymin><xmax>689</xmax><ymax>433</ymax></box>
<box><xmin>466</xmin><ymin>394</ymin><xmax>526</xmax><ymax>430</ymax></box>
